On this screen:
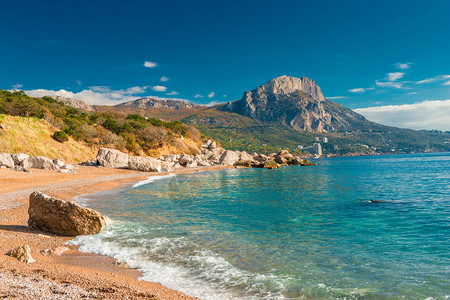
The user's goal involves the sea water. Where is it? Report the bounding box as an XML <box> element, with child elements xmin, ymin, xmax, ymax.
<box><xmin>70</xmin><ymin>153</ymin><xmax>450</xmax><ymax>299</ymax></box>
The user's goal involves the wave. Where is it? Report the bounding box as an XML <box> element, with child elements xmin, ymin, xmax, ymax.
<box><xmin>132</xmin><ymin>173</ymin><xmax>177</xmax><ymax>188</ymax></box>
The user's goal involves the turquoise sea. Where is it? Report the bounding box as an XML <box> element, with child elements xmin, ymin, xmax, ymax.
<box><xmin>71</xmin><ymin>153</ymin><xmax>450</xmax><ymax>299</ymax></box>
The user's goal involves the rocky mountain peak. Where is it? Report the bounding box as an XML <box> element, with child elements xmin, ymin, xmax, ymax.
<box><xmin>259</xmin><ymin>75</ymin><xmax>325</xmax><ymax>102</ymax></box>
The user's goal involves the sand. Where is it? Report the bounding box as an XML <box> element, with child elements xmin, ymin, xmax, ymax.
<box><xmin>0</xmin><ymin>165</ymin><xmax>231</xmax><ymax>299</ymax></box>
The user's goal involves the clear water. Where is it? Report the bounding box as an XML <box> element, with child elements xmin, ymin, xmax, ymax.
<box><xmin>71</xmin><ymin>153</ymin><xmax>450</xmax><ymax>299</ymax></box>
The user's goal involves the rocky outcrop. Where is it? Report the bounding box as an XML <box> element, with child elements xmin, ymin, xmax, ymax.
<box><xmin>217</xmin><ymin>75</ymin><xmax>369</xmax><ymax>133</ymax></box>
<box><xmin>0</xmin><ymin>153</ymin><xmax>14</xmax><ymax>168</ymax></box>
<box><xmin>28</xmin><ymin>191</ymin><xmax>108</xmax><ymax>236</ymax></box>
<box><xmin>51</xmin><ymin>96</ymin><xmax>95</xmax><ymax>112</ymax></box>
<box><xmin>128</xmin><ymin>156</ymin><xmax>172</xmax><ymax>172</ymax></box>
<box><xmin>11</xmin><ymin>153</ymin><xmax>29</xmax><ymax>166</ymax></box>
<box><xmin>23</xmin><ymin>156</ymin><xmax>59</xmax><ymax>170</ymax></box>
<box><xmin>6</xmin><ymin>245</ymin><xmax>35</xmax><ymax>263</ymax></box>
<box><xmin>96</xmin><ymin>148</ymin><xmax>129</xmax><ymax>168</ymax></box>
<box><xmin>116</xmin><ymin>97</ymin><xmax>203</xmax><ymax>110</ymax></box>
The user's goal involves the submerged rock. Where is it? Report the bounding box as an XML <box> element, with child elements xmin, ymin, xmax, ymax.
<box><xmin>28</xmin><ymin>191</ymin><xmax>108</xmax><ymax>236</ymax></box>
<box><xmin>6</xmin><ymin>245</ymin><xmax>35</xmax><ymax>263</ymax></box>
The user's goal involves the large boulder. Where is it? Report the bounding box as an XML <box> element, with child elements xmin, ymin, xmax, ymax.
<box><xmin>219</xmin><ymin>150</ymin><xmax>241</xmax><ymax>165</ymax></box>
<box><xmin>6</xmin><ymin>245</ymin><xmax>35</xmax><ymax>263</ymax></box>
<box><xmin>23</xmin><ymin>156</ymin><xmax>59</xmax><ymax>170</ymax></box>
<box><xmin>128</xmin><ymin>156</ymin><xmax>171</xmax><ymax>172</ymax></box>
<box><xmin>96</xmin><ymin>148</ymin><xmax>128</xmax><ymax>168</ymax></box>
<box><xmin>178</xmin><ymin>154</ymin><xmax>191</xmax><ymax>166</ymax></box>
<box><xmin>28</xmin><ymin>191</ymin><xmax>107</xmax><ymax>236</ymax></box>
<box><xmin>11</xmin><ymin>153</ymin><xmax>29</xmax><ymax>166</ymax></box>
<box><xmin>0</xmin><ymin>153</ymin><xmax>14</xmax><ymax>168</ymax></box>
<box><xmin>239</xmin><ymin>151</ymin><xmax>254</xmax><ymax>162</ymax></box>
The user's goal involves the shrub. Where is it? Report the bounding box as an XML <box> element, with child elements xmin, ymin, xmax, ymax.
<box><xmin>51</xmin><ymin>131</ymin><xmax>69</xmax><ymax>143</ymax></box>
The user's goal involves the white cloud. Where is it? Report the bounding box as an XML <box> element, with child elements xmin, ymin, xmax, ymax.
<box><xmin>12</xmin><ymin>84</ymin><xmax>23</xmax><ymax>89</ymax></box>
<box><xmin>443</xmin><ymin>80</ymin><xmax>450</xmax><ymax>86</ymax></box>
<box><xmin>166</xmin><ymin>91</ymin><xmax>179</xmax><ymax>95</ymax></box>
<box><xmin>354</xmin><ymin>99</ymin><xmax>450</xmax><ymax>131</ymax></box>
<box><xmin>144</xmin><ymin>61</ymin><xmax>157</xmax><ymax>68</ymax></box>
<box><xmin>207</xmin><ymin>92</ymin><xmax>215</xmax><ymax>98</ymax></box>
<box><xmin>160</xmin><ymin>76</ymin><xmax>169</xmax><ymax>82</ymax></box>
<box><xmin>125</xmin><ymin>86</ymin><xmax>146</xmax><ymax>94</ymax></box>
<box><xmin>194</xmin><ymin>94</ymin><xmax>204</xmax><ymax>98</ymax></box>
<box><xmin>407</xmin><ymin>92</ymin><xmax>418</xmax><ymax>95</ymax></box>
<box><xmin>152</xmin><ymin>85</ymin><xmax>167</xmax><ymax>92</ymax></box>
<box><xmin>327</xmin><ymin>96</ymin><xmax>347</xmax><ymax>99</ymax></box>
<box><xmin>416</xmin><ymin>74</ymin><xmax>450</xmax><ymax>84</ymax></box>
<box><xmin>349</xmin><ymin>88</ymin><xmax>366</xmax><ymax>93</ymax></box>
<box><xmin>223</xmin><ymin>95</ymin><xmax>227</xmax><ymax>98</ymax></box>
<box><xmin>395</xmin><ymin>63</ymin><xmax>412</xmax><ymax>70</ymax></box>
<box><xmin>376</xmin><ymin>80</ymin><xmax>403</xmax><ymax>89</ymax></box>
<box><xmin>387</xmin><ymin>72</ymin><xmax>404</xmax><ymax>81</ymax></box>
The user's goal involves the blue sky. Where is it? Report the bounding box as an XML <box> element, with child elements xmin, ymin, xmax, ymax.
<box><xmin>1</xmin><ymin>0</ymin><xmax>449</xmax><ymax>130</ymax></box>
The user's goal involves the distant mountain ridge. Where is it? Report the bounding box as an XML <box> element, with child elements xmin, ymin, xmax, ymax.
<box><xmin>216</xmin><ymin>75</ymin><xmax>371</xmax><ymax>133</ymax></box>
<box><xmin>115</xmin><ymin>97</ymin><xmax>204</xmax><ymax>110</ymax></box>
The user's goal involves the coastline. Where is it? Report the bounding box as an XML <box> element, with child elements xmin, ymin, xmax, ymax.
<box><xmin>0</xmin><ymin>165</ymin><xmax>232</xmax><ymax>299</ymax></box>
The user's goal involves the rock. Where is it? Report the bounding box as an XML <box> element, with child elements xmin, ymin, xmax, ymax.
<box><xmin>253</xmin><ymin>154</ymin><xmax>268</xmax><ymax>163</ymax></box>
<box><xmin>79</xmin><ymin>160</ymin><xmax>97</xmax><ymax>166</ymax></box>
<box><xmin>219</xmin><ymin>150</ymin><xmax>241</xmax><ymax>165</ymax></box>
<box><xmin>196</xmin><ymin>160</ymin><xmax>211</xmax><ymax>167</ymax></box>
<box><xmin>11</xmin><ymin>153</ymin><xmax>29</xmax><ymax>166</ymax></box>
<box><xmin>6</xmin><ymin>245</ymin><xmax>35</xmax><ymax>263</ymax></box>
<box><xmin>178</xmin><ymin>154</ymin><xmax>191</xmax><ymax>166</ymax></box>
<box><xmin>59</xmin><ymin>169</ymin><xmax>76</xmax><ymax>173</ymax></box>
<box><xmin>263</xmin><ymin>160</ymin><xmax>280</xmax><ymax>169</ymax></box>
<box><xmin>128</xmin><ymin>156</ymin><xmax>166</xmax><ymax>172</ymax></box>
<box><xmin>239</xmin><ymin>151</ymin><xmax>254</xmax><ymax>162</ymax></box>
<box><xmin>24</xmin><ymin>156</ymin><xmax>59</xmax><ymax>170</ymax></box>
<box><xmin>185</xmin><ymin>160</ymin><xmax>198</xmax><ymax>168</ymax></box>
<box><xmin>171</xmin><ymin>162</ymin><xmax>182</xmax><ymax>169</ymax></box>
<box><xmin>112</xmin><ymin>261</ymin><xmax>129</xmax><ymax>268</ymax></box>
<box><xmin>52</xmin><ymin>159</ymin><xmax>65</xmax><ymax>168</ymax></box>
<box><xmin>163</xmin><ymin>154</ymin><xmax>180</xmax><ymax>163</ymax></box>
<box><xmin>234</xmin><ymin>160</ymin><xmax>253</xmax><ymax>168</ymax></box>
<box><xmin>40</xmin><ymin>246</ymin><xmax>70</xmax><ymax>256</ymax></box>
<box><xmin>274</xmin><ymin>155</ymin><xmax>288</xmax><ymax>165</ymax></box>
<box><xmin>61</xmin><ymin>164</ymin><xmax>74</xmax><ymax>170</ymax></box>
<box><xmin>0</xmin><ymin>153</ymin><xmax>14</xmax><ymax>168</ymax></box>
<box><xmin>12</xmin><ymin>165</ymin><xmax>31</xmax><ymax>173</ymax></box>
<box><xmin>96</xmin><ymin>148</ymin><xmax>128</xmax><ymax>168</ymax></box>
<box><xmin>28</xmin><ymin>191</ymin><xmax>107</xmax><ymax>236</ymax></box>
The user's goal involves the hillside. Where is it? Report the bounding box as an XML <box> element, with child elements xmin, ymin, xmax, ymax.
<box><xmin>0</xmin><ymin>114</ymin><xmax>96</xmax><ymax>163</ymax></box>
<box><xmin>0</xmin><ymin>90</ymin><xmax>208</xmax><ymax>159</ymax></box>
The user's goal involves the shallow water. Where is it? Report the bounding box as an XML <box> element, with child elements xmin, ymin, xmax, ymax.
<box><xmin>71</xmin><ymin>153</ymin><xmax>450</xmax><ymax>299</ymax></box>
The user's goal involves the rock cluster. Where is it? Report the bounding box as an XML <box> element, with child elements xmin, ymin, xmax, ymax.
<box><xmin>0</xmin><ymin>152</ymin><xmax>75</xmax><ymax>173</ymax></box>
<box><xmin>89</xmin><ymin>140</ymin><xmax>315</xmax><ymax>172</ymax></box>
<box><xmin>28</xmin><ymin>191</ymin><xmax>108</xmax><ymax>236</ymax></box>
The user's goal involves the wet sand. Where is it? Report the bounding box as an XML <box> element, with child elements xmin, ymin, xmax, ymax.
<box><xmin>0</xmin><ymin>165</ymin><xmax>231</xmax><ymax>299</ymax></box>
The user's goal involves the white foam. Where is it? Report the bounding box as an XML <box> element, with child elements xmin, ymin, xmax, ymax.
<box><xmin>68</xmin><ymin>224</ymin><xmax>288</xmax><ymax>300</ymax></box>
<box><xmin>132</xmin><ymin>173</ymin><xmax>176</xmax><ymax>188</ymax></box>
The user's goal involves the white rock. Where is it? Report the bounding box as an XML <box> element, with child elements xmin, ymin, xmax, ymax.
<box><xmin>96</xmin><ymin>148</ymin><xmax>129</xmax><ymax>168</ymax></box>
<box><xmin>0</xmin><ymin>153</ymin><xmax>14</xmax><ymax>168</ymax></box>
<box><xmin>219</xmin><ymin>150</ymin><xmax>241</xmax><ymax>165</ymax></box>
<box><xmin>11</xmin><ymin>153</ymin><xmax>29</xmax><ymax>166</ymax></box>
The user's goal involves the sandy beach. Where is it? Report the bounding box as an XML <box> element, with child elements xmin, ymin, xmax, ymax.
<box><xmin>0</xmin><ymin>165</ymin><xmax>230</xmax><ymax>299</ymax></box>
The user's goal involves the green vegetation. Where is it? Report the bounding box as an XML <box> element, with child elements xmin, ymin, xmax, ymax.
<box><xmin>51</xmin><ymin>131</ymin><xmax>69</xmax><ymax>143</ymax></box>
<box><xmin>0</xmin><ymin>90</ymin><xmax>201</xmax><ymax>155</ymax></box>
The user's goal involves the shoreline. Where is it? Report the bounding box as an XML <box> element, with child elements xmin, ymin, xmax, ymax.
<box><xmin>0</xmin><ymin>165</ymin><xmax>232</xmax><ymax>299</ymax></box>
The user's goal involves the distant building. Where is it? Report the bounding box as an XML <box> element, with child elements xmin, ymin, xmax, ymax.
<box><xmin>306</xmin><ymin>143</ymin><xmax>322</xmax><ymax>157</ymax></box>
<box><xmin>322</xmin><ymin>137</ymin><xmax>328</xmax><ymax>143</ymax></box>
<box><xmin>313</xmin><ymin>137</ymin><xmax>320</xmax><ymax>143</ymax></box>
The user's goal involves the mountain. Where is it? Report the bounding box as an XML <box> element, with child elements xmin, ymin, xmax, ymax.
<box><xmin>115</xmin><ymin>97</ymin><xmax>204</xmax><ymax>110</ymax></box>
<box><xmin>51</xmin><ymin>96</ymin><xmax>95</xmax><ymax>112</ymax></box>
<box><xmin>216</xmin><ymin>75</ymin><xmax>373</xmax><ymax>133</ymax></box>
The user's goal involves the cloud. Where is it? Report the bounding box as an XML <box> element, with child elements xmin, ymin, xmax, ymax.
<box><xmin>395</xmin><ymin>63</ymin><xmax>412</xmax><ymax>70</ymax></box>
<box><xmin>375</xmin><ymin>80</ymin><xmax>403</xmax><ymax>89</ymax></box>
<box><xmin>349</xmin><ymin>88</ymin><xmax>366</xmax><ymax>93</ymax></box>
<box><xmin>166</xmin><ymin>91</ymin><xmax>179</xmax><ymax>95</ymax></box>
<box><xmin>223</xmin><ymin>95</ymin><xmax>227</xmax><ymax>98</ymax></box>
<box><xmin>207</xmin><ymin>92</ymin><xmax>215</xmax><ymax>98</ymax></box>
<box><xmin>416</xmin><ymin>74</ymin><xmax>450</xmax><ymax>84</ymax></box>
<box><xmin>12</xmin><ymin>84</ymin><xmax>23</xmax><ymax>89</ymax></box>
<box><xmin>151</xmin><ymin>85</ymin><xmax>167</xmax><ymax>92</ymax></box>
<box><xmin>387</xmin><ymin>72</ymin><xmax>404</xmax><ymax>81</ymax></box>
<box><xmin>443</xmin><ymin>80</ymin><xmax>450</xmax><ymax>86</ymax></box>
<box><xmin>407</xmin><ymin>92</ymin><xmax>418</xmax><ymax>95</ymax></box>
<box><xmin>327</xmin><ymin>96</ymin><xmax>347</xmax><ymax>100</ymax></box>
<box><xmin>354</xmin><ymin>99</ymin><xmax>450</xmax><ymax>131</ymax></box>
<box><xmin>194</xmin><ymin>94</ymin><xmax>204</xmax><ymax>98</ymax></box>
<box><xmin>160</xmin><ymin>76</ymin><xmax>169</xmax><ymax>82</ymax></box>
<box><xmin>144</xmin><ymin>61</ymin><xmax>157</xmax><ymax>68</ymax></box>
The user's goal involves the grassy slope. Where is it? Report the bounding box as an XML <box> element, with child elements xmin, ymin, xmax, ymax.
<box><xmin>0</xmin><ymin>114</ymin><xmax>97</xmax><ymax>163</ymax></box>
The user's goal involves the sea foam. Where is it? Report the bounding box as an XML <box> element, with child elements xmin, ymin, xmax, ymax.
<box><xmin>132</xmin><ymin>173</ymin><xmax>176</xmax><ymax>188</ymax></box>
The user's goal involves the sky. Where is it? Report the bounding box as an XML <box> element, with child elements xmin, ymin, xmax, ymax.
<box><xmin>1</xmin><ymin>0</ymin><xmax>449</xmax><ymax>131</ymax></box>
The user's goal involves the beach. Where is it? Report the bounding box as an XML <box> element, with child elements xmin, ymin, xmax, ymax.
<box><xmin>0</xmin><ymin>165</ymin><xmax>229</xmax><ymax>299</ymax></box>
